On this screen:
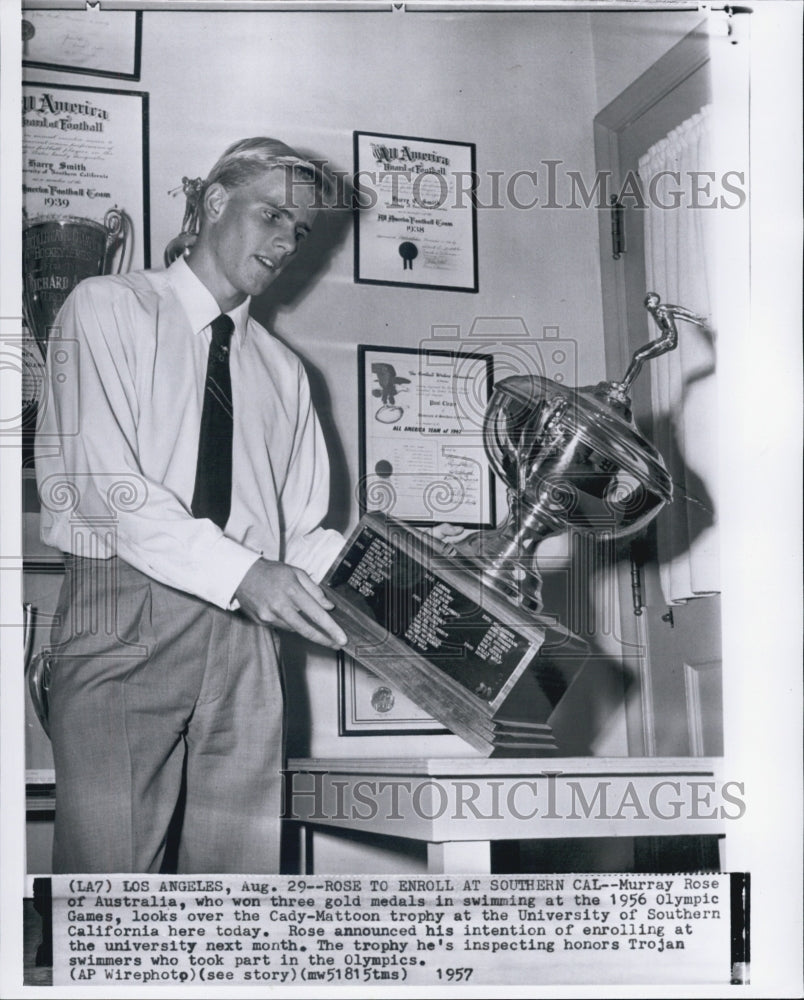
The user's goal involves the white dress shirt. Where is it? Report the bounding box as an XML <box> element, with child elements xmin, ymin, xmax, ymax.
<box><xmin>36</xmin><ymin>256</ymin><xmax>345</xmax><ymax>609</ymax></box>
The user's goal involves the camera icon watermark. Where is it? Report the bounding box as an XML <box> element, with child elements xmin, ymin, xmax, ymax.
<box><xmin>0</xmin><ymin>320</ymin><xmax>80</xmax><ymax>442</ymax></box>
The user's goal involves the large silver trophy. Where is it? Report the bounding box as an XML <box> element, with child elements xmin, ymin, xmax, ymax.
<box><xmin>453</xmin><ymin>293</ymin><xmax>707</xmax><ymax>612</ymax></box>
<box><xmin>324</xmin><ymin>294</ymin><xmax>707</xmax><ymax>755</ymax></box>
<box><xmin>23</xmin><ymin>208</ymin><xmax>130</xmax><ymax>357</ymax></box>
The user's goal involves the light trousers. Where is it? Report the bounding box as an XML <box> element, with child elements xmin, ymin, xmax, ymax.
<box><xmin>48</xmin><ymin>556</ymin><xmax>285</xmax><ymax>874</ymax></box>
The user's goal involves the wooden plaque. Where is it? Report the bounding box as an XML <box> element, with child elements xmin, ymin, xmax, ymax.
<box><xmin>322</xmin><ymin>513</ymin><xmax>587</xmax><ymax>755</ymax></box>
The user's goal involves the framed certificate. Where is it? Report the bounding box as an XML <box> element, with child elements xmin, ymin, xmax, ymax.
<box><xmin>353</xmin><ymin>131</ymin><xmax>478</xmax><ymax>292</ymax></box>
<box><xmin>358</xmin><ymin>345</ymin><xmax>495</xmax><ymax>528</ymax></box>
<box><xmin>22</xmin><ymin>9</ymin><xmax>142</xmax><ymax>81</ymax></box>
<box><xmin>338</xmin><ymin>653</ymin><xmax>447</xmax><ymax>736</ymax></box>
<box><xmin>22</xmin><ymin>82</ymin><xmax>151</xmax><ymax>271</ymax></box>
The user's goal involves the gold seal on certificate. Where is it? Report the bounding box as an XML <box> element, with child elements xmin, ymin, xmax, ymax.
<box><xmin>353</xmin><ymin>131</ymin><xmax>478</xmax><ymax>292</ymax></box>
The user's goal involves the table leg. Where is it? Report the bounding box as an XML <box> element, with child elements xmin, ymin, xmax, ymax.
<box><xmin>296</xmin><ymin>823</ymin><xmax>311</xmax><ymax>875</ymax></box>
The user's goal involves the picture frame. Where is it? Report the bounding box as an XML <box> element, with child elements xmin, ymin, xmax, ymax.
<box><xmin>358</xmin><ymin>344</ymin><xmax>496</xmax><ymax>528</ymax></box>
<box><xmin>337</xmin><ymin>651</ymin><xmax>448</xmax><ymax>736</ymax></box>
<box><xmin>22</xmin><ymin>81</ymin><xmax>151</xmax><ymax>271</ymax></box>
<box><xmin>22</xmin><ymin>9</ymin><xmax>143</xmax><ymax>82</ymax></box>
<box><xmin>353</xmin><ymin>130</ymin><xmax>478</xmax><ymax>292</ymax></box>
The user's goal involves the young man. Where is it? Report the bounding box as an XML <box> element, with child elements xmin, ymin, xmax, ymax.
<box><xmin>36</xmin><ymin>137</ymin><xmax>347</xmax><ymax>874</ymax></box>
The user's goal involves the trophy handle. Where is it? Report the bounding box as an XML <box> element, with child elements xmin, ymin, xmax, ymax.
<box><xmin>103</xmin><ymin>208</ymin><xmax>131</xmax><ymax>275</ymax></box>
<box><xmin>27</xmin><ymin>651</ymin><xmax>53</xmax><ymax>739</ymax></box>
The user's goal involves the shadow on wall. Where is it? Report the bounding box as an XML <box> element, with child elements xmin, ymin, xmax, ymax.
<box><xmin>539</xmin><ymin>558</ymin><xmax>635</xmax><ymax>756</ymax></box>
<box><xmin>546</xmin><ymin>646</ymin><xmax>634</xmax><ymax>757</ymax></box>
<box><xmin>646</xmin><ymin>413</ymin><xmax>716</xmax><ymax>564</ymax></box>
<box><xmin>252</xmin><ymin>197</ymin><xmax>353</xmax><ymax>327</ymax></box>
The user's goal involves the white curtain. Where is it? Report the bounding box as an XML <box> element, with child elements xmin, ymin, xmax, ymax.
<box><xmin>639</xmin><ymin>104</ymin><xmax>720</xmax><ymax>604</ymax></box>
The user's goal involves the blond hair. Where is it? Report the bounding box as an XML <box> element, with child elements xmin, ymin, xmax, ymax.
<box><xmin>202</xmin><ymin>136</ymin><xmax>330</xmax><ymax>200</ymax></box>
<box><xmin>167</xmin><ymin>137</ymin><xmax>330</xmax><ymax>260</ymax></box>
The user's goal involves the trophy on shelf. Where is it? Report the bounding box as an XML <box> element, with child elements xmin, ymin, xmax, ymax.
<box><xmin>323</xmin><ymin>294</ymin><xmax>707</xmax><ymax>756</ymax></box>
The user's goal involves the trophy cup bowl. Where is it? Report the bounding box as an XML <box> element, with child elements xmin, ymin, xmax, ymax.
<box><xmin>23</xmin><ymin>208</ymin><xmax>130</xmax><ymax>357</ymax></box>
<box><xmin>454</xmin><ymin>294</ymin><xmax>706</xmax><ymax>612</ymax></box>
<box><xmin>21</xmin><ymin>209</ymin><xmax>131</xmax><ymax>725</ymax></box>
<box><xmin>455</xmin><ymin>374</ymin><xmax>673</xmax><ymax>611</ymax></box>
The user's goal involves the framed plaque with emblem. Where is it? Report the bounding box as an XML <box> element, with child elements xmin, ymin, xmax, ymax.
<box><xmin>337</xmin><ymin>652</ymin><xmax>447</xmax><ymax>736</ymax></box>
<box><xmin>358</xmin><ymin>344</ymin><xmax>495</xmax><ymax>528</ymax></box>
<box><xmin>353</xmin><ymin>131</ymin><xmax>478</xmax><ymax>292</ymax></box>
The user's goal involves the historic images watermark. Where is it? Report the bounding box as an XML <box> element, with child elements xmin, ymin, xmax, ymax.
<box><xmin>283</xmin><ymin>770</ymin><xmax>746</xmax><ymax>824</ymax></box>
<box><xmin>286</xmin><ymin>160</ymin><xmax>747</xmax><ymax>213</ymax></box>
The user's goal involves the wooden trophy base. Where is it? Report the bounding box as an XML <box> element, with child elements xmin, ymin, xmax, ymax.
<box><xmin>322</xmin><ymin>513</ymin><xmax>587</xmax><ymax>756</ymax></box>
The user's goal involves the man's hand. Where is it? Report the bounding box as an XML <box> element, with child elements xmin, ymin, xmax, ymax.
<box><xmin>430</xmin><ymin>523</ymin><xmax>470</xmax><ymax>544</ymax></box>
<box><xmin>235</xmin><ymin>559</ymin><xmax>347</xmax><ymax>650</ymax></box>
<box><xmin>415</xmin><ymin>522</ymin><xmax>470</xmax><ymax>554</ymax></box>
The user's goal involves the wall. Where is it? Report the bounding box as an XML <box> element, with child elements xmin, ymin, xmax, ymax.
<box><xmin>136</xmin><ymin>9</ymin><xmax>607</xmax><ymax>496</ymax></box>
<box><xmin>26</xmin><ymin>8</ymin><xmax>706</xmax><ymax>768</ymax></box>
<box><xmin>590</xmin><ymin>9</ymin><xmax>708</xmax><ymax>112</ymax></box>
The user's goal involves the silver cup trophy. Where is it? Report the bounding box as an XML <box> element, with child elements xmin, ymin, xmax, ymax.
<box><xmin>22</xmin><ymin>208</ymin><xmax>130</xmax><ymax>452</ymax></box>
<box><xmin>23</xmin><ymin>208</ymin><xmax>130</xmax><ymax>358</ymax></box>
<box><xmin>452</xmin><ymin>293</ymin><xmax>708</xmax><ymax>612</ymax></box>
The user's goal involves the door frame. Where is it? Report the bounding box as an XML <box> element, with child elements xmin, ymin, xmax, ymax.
<box><xmin>593</xmin><ymin>22</ymin><xmax>710</xmax><ymax>756</ymax></box>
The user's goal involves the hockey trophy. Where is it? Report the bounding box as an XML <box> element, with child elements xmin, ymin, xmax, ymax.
<box><xmin>324</xmin><ymin>294</ymin><xmax>707</xmax><ymax>755</ymax></box>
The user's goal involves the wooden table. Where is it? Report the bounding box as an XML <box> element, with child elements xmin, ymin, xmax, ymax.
<box><xmin>285</xmin><ymin>756</ymin><xmax>727</xmax><ymax>874</ymax></box>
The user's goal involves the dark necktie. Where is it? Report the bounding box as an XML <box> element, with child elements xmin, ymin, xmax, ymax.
<box><xmin>191</xmin><ymin>313</ymin><xmax>234</xmax><ymax>529</ymax></box>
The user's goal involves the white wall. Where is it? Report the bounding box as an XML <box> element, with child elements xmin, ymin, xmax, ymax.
<box><xmin>26</xmin><ymin>8</ymin><xmax>701</xmax><ymax>763</ymax></box>
<box><xmin>590</xmin><ymin>9</ymin><xmax>707</xmax><ymax>112</ymax></box>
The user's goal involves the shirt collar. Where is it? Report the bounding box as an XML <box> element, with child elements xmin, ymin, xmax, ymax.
<box><xmin>167</xmin><ymin>255</ymin><xmax>250</xmax><ymax>344</ymax></box>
